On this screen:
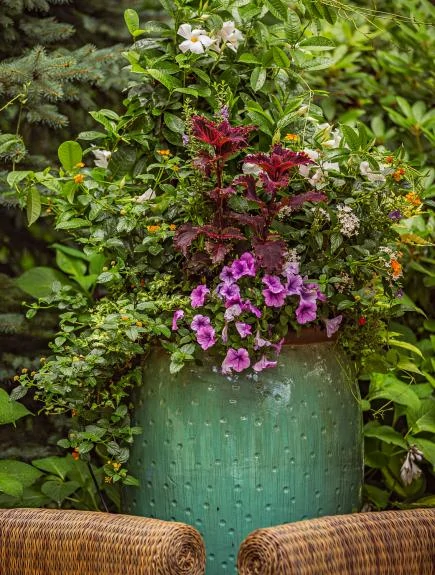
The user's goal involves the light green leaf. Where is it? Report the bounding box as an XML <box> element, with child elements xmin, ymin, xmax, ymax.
<box><xmin>388</xmin><ymin>338</ymin><xmax>423</xmax><ymax>358</ymax></box>
<box><xmin>15</xmin><ymin>267</ymin><xmax>70</xmax><ymax>298</ymax></box>
<box><xmin>124</xmin><ymin>8</ymin><xmax>140</xmax><ymax>35</ymax></box>
<box><xmin>250</xmin><ymin>67</ymin><xmax>267</xmax><ymax>92</ymax></box>
<box><xmin>55</xmin><ymin>250</ymin><xmax>87</xmax><ymax>278</ymax></box>
<box><xmin>299</xmin><ymin>36</ymin><xmax>336</xmax><ymax>50</ymax></box>
<box><xmin>264</xmin><ymin>0</ymin><xmax>288</xmax><ymax>21</ymax></box>
<box><xmin>58</xmin><ymin>141</ymin><xmax>83</xmax><ymax>171</ymax></box>
<box><xmin>238</xmin><ymin>53</ymin><xmax>261</xmax><ymax>64</ymax></box>
<box><xmin>7</xmin><ymin>171</ymin><xmax>32</xmax><ymax>187</ymax></box>
<box><xmin>147</xmin><ymin>69</ymin><xmax>181</xmax><ymax>91</ymax></box>
<box><xmin>0</xmin><ymin>388</ymin><xmax>31</xmax><ymax>425</ymax></box>
<box><xmin>340</xmin><ymin>125</ymin><xmax>360</xmax><ymax>151</ymax></box>
<box><xmin>26</xmin><ymin>187</ymin><xmax>41</xmax><ymax>226</ymax></box>
<box><xmin>272</xmin><ymin>46</ymin><xmax>290</xmax><ymax>67</ymax></box>
<box><xmin>369</xmin><ymin>373</ymin><xmax>421</xmax><ymax>412</ymax></box>
<box><xmin>364</xmin><ymin>423</ymin><xmax>407</xmax><ymax>449</ymax></box>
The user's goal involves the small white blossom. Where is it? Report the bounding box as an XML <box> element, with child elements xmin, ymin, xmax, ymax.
<box><xmin>311</xmin><ymin>206</ymin><xmax>330</xmax><ymax>221</ymax></box>
<box><xmin>242</xmin><ymin>162</ymin><xmax>262</xmax><ymax>175</ymax></box>
<box><xmin>359</xmin><ymin>161</ymin><xmax>387</xmax><ymax>183</ymax></box>
<box><xmin>218</xmin><ymin>21</ymin><xmax>243</xmax><ymax>52</ymax></box>
<box><xmin>337</xmin><ymin>204</ymin><xmax>360</xmax><ymax>237</ymax></box>
<box><xmin>178</xmin><ymin>24</ymin><xmax>214</xmax><ymax>54</ymax></box>
<box><xmin>323</xmin><ymin>129</ymin><xmax>342</xmax><ymax>149</ymax></box>
<box><xmin>135</xmin><ymin>188</ymin><xmax>156</xmax><ymax>203</ymax></box>
<box><xmin>92</xmin><ymin>149</ymin><xmax>111</xmax><ymax>168</ymax></box>
<box><xmin>400</xmin><ymin>446</ymin><xmax>424</xmax><ymax>486</ymax></box>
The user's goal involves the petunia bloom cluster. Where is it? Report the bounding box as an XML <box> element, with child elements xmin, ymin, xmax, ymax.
<box><xmin>171</xmin><ymin>252</ymin><xmax>340</xmax><ymax>376</ymax></box>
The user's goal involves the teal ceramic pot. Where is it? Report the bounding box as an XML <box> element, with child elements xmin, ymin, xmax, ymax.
<box><xmin>124</xmin><ymin>337</ymin><xmax>363</xmax><ymax>574</ymax></box>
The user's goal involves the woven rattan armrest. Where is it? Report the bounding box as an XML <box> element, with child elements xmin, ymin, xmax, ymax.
<box><xmin>0</xmin><ymin>508</ymin><xmax>205</xmax><ymax>575</ymax></box>
<box><xmin>237</xmin><ymin>508</ymin><xmax>435</xmax><ymax>574</ymax></box>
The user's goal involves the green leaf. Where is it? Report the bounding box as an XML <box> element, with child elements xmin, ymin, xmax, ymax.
<box><xmin>77</xmin><ymin>131</ymin><xmax>106</xmax><ymax>141</ymax></box>
<box><xmin>250</xmin><ymin>67</ymin><xmax>267</xmax><ymax>92</ymax></box>
<box><xmin>55</xmin><ymin>250</ymin><xmax>87</xmax><ymax>278</ymax></box>
<box><xmin>272</xmin><ymin>46</ymin><xmax>290</xmax><ymax>68</ymax></box>
<box><xmin>264</xmin><ymin>0</ymin><xmax>288</xmax><ymax>21</ymax></box>
<box><xmin>388</xmin><ymin>338</ymin><xmax>423</xmax><ymax>358</ymax></box>
<box><xmin>124</xmin><ymin>9</ymin><xmax>140</xmax><ymax>35</ymax></box>
<box><xmin>0</xmin><ymin>473</ymin><xmax>23</xmax><ymax>498</ymax></box>
<box><xmin>340</xmin><ymin>125</ymin><xmax>360</xmax><ymax>151</ymax></box>
<box><xmin>330</xmin><ymin>232</ymin><xmax>343</xmax><ymax>253</ymax></box>
<box><xmin>364</xmin><ymin>423</ymin><xmax>408</xmax><ymax>449</ymax></box>
<box><xmin>15</xmin><ymin>267</ymin><xmax>70</xmax><ymax>298</ymax></box>
<box><xmin>164</xmin><ymin>112</ymin><xmax>185</xmax><ymax>134</ymax></box>
<box><xmin>58</xmin><ymin>141</ymin><xmax>83</xmax><ymax>171</ymax></box>
<box><xmin>147</xmin><ymin>69</ymin><xmax>181</xmax><ymax>91</ymax></box>
<box><xmin>26</xmin><ymin>187</ymin><xmax>41</xmax><ymax>226</ymax></box>
<box><xmin>238</xmin><ymin>53</ymin><xmax>261</xmax><ymax>64</ymax></box>
<box><xmin>363</xmin><ymin>484</ymin><xmax>390</xmax><ymax>510</ymax></box>
<box><xmin>7</xmin><ymin>170</ymin><xmax>32</xmax><ymax>187</ymax></box>
<box><xmin>414</xmin><ymin>407</ymin><xmax>435</xmax><ymax>434</ymax></box>
<box><xmin>369</xmin><ymin>373</ymin><xmax>421</xmax><ymax>412</ymax></box>
<box><xmin>299</xmin><ymin>36</ymin><xmax>336</xmax><ymax>50</ymax></box>
<box><xmin>32</xmin><ymin>456</ymin><xmax>73</xmax><ymax>480</ymax></box>
<box><xmin>41</xmin><ymin>480</ymin><xmax>80</xmax><ymax>505</ymax></box>
<box><xmin>0</xmin><ymin>388</ymin><xmax>31</xmax><ymax>425</ymax></box>
<box><xmin>0</xmin><ymin>460</ymin><xmax>43</xmax><ymax>487</ymax></box>
<box><xmin>286</xmin><ymin>11</ymin><xmax>301</xmax><ymax>43</ymax></box>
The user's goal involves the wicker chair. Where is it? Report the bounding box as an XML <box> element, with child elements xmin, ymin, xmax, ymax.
<box><xmin>0</xmin><ymin>508</ymin><xmax>206</xmax><ymax>575</ymax></box>
<box><xmin>237</xmin><ymin>508</ymin><xmax>435</xmax><ymax>574</ymax></box>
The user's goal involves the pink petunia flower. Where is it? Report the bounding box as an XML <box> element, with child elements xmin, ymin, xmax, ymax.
<box><xmin>324</xmin><ymin>315</ymin><xmax>342</xmax><ymax>338</ymax></box>
<box><xmin>221</xmin><ymin>348</ymin><xmax>250</xmax><ymax>374</ymax></box>
<box><xmin>262</xmin><ymin>288</ymin><xmax>287</xmax><ymax>307</ymax></box>
<box><xmin>191</xmin><ymin>314</ymin><xmax>211</xmax><ymax>332</ymax></box>
<box><xmin>235</xmin><ymin>322</ymin><xmax>252</xmax><ymax>338</ymax></box>
<box><xmin>295</xmin><ymin>299</ymin><xmax>317</xmax><ymax>324</ymax></box>
<box><xmin>196</xmin><ymin>325</ymin><xmax>216</xmax><ymax>350</ymax></box>
<box><xmin>171</xmin><ymin>309</ymin><xmax>184</xmax><ymax>331</ymax></box>
<box><xmin>262</xmin><ymin>274</ymin><xmax>285</xmax><ymax>294</ymax></box>
<box><xmin>190</xmin><ymin>284</ymin><xmax>210</xmax><ymax>308</ymax></box>
<box><xmin>253</xmin><ymin>356</ymin><xmax>277</xmax><ymax>372</ymax></box>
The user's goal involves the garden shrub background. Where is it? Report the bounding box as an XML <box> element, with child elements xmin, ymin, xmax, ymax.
<box><xmin>0</xmin><ymin>0</ymin><xmax>434</xmax><ymax>511</ymax></box>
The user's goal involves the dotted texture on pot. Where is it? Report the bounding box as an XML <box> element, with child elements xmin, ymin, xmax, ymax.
<box><xmin>124</xmin><ymin>342</ymin><xmax>363</xmax><ymax>575</ymax></box>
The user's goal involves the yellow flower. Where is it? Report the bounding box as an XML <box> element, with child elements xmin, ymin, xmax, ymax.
<box><xmin>390</xmin><ymin>259</ymin><xmax>402</xmax><ymax>279</ymax></box>
<box><xmin>13</xmin><ymin>375</ymin><xmax>19</xmax><ymax>381</ymax></box>
<box><xmin>284</xmin><ymin>133</ymin><xmax>299</xmax><ymax>142</ymax></box>
<box><xmin>169</xmin><ymin>224</ymin><xmax>177</xmax><ymax>231</ymax></box>
<box><xmin>21</xmin><ymin>368</ymin><xmax>28</xmax><ymax>374</ymax></box>
<box><xmin>157</xmin><ymin>149</ymin><xmax>171</xmax><ymax>156</ymax></box>
<box><xmin>73</xmin><ymin>174</ymin><xmax>85</xmax><ymax>184</ymax></box>
<box><xmin>74</xmin><ymin>162</ymin><xmax>85</xmax><ymax>168</ymax></box>
<box><xmin>104</xmin><ymin>476</ymin><xmax>112</xmax><ymax>483</ymax></box>
<box><xmin>112</xmin><ymin>462</ymin><xmax>122</xmax><ymax>471</ymax></box>
<box><xmin>40</xmin><ymin>357</ymin><xmax>46</xmax><ymax>363</ymax></box>
<box><xmin>392</xmin><ymin>167</ymin><xmax>405</xmax><ymax>182</ymax></box>
<box><xmin>146</xmin><ymin>225</ymin><xmax>161</xmax><ymax>233</ymax></box>
<box><xmin>136</xmin><ymin>321</ymin><xmax>143</xmax><ymax>327</ymax></box>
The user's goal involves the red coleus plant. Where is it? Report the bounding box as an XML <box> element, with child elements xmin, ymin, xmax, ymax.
<box><xmin>174</xmin><ymin>115</ymin><xmax>324</xmax><ymax>273</ymax></box>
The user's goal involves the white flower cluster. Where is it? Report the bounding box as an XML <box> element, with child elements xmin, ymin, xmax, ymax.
<box><xmin>92</xmin><ymin>149</ymin><xmax>111</xmax><ymax>168</ymax></box>
<box><xmin>177</xmin><ymin>21</ymin><xmax>243</xmax><ymax>54</ymax></box>
<box><xmin>311</xmin><ymin>206</ymin><xmax>330</xmax><ymax>221</ymax></box>
<box><xmin>299</xmin><ymin>149</ymin><xmax>340</xmax><ymax>189</ymax></box>
<box><xmin>400</xmin><ymin>446</ymin><xmax>424</xmax><ymax>486</ymax></box>
<box><xmin>336</xmin><ymin>204</ymin><xmax>360</xmax><ymax>237</ymax></box>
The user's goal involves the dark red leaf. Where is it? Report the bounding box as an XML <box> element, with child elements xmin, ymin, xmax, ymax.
<box><xmin>253</xmin><ymin>238</ymin><xmax>286</xmax><ymax>273</ymax></box>
<box><xmin>205</xmin><ymin>240</ymin><xmax>231</xmax><ymax>263</ymax></box>
<box><xmin>173</xmin><ymin>224</ymin><xmax>201</xmax><ymax>255</ymax></box>
<box><xmin>286</xmin><ymin>191</ymin><xmax>328</xmax><ymax>210</ymax></box>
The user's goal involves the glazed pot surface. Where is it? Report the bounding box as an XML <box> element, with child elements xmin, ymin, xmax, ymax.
<box><xmin>124</xmin><ymin>342</ymin><xmax>363</xmax><ymax>574</ymax></box>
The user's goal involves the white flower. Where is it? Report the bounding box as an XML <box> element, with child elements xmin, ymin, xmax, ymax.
<box><xmin>400</xmin><ymin>446</ymin><xmax>424</xmax><ymax>486</ymax></box>
<box><xmin>359</xmin><ymin>160</ymin><xmax>387</xmax><ymax>183</ymax></box>
<box><xmin>92</xmin><ymin>149</ymin><xmax>111</xmax><ymax>169</ymax></box>
<box><xmin>242</xmin><ymin>162</ymin><xmax>262</xmax><ymax>175</ymax></box>
<box><xmin>337</xmin><ymin>204</ymin><xmax>360</xmax><ymax>237</ymax></box>
<box><xmin>218</xmin><ymin>21</ymin><xmax>243</xmax><ymax>52</ymax></box>
<box><xmin>135</xmin><ymin>188</ymin><xmax>156</xmax><ymax>203</ymax></box>
<box><xmin>177</xmin><ymin>24</ymin><xmax>214</xmax><ymax>54</ymax></box>
<box><xmin>323</xmin><ymin>129</ymin><xmax>342</xmax><ymax>149</ymax></box>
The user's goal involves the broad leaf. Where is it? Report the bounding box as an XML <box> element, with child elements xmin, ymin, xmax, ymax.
<box><xmin>32</xmin><ymin>456</ymin><xmax>73</xmax><ymax>480</ymax></box>
<box><xmin>15</xmin><ymin>267</ymin><xmax>70</xmax><ymax>298</ymax></box>
<box><xmin>0</xmin><ymin>388</ymin><xmax>31</xmax><ymax>425</ymax></box>
<box><xmin>58</xmin><ymin>141</ymin><xmax>83</xmax><ymax>171</ymax></box>
<box><xmin>0</xmin><ymin>460</ymin><xmax>42</xmax><ymax>487</ymax></box>
<box><xmin>26</xmin><ymin>187</ymin><xmax>41</xmax><ymax>226</ymax></box>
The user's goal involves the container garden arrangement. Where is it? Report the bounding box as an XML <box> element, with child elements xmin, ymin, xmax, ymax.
<box><xmin>9</xmin><ymin>0</ymin><xmax>424</xmax><ymax>572</ymax></box>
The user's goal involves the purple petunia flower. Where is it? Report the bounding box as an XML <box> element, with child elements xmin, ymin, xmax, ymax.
<box><xmin>219</xmin><ymin>266</ymin><xmax>236</xmax><ymax>284</ymax></box>
<box><xmin>235</xmin><ymin>322</ymin><xmax>252</xmax><ymax>338</ymax></box>
<box><xmin>222</xmin><ymin>348</ymin><xmax>250</xmax><ymax>374</ymax></box>
<box><xmin>324</xmin><ymin>315</ymin><xmax>343</xmax><ymax>338</ymax></box>
<box><xmin>217</xmin><ymin>282</ymin><xmax>241</xmax><ymax>302</ymax></box>
<box><xmin>254</xmin><ymin>331</ymin><xmax>271</xmax><ymax>350</ymax></box>
<box><xmin>182</xmin><ymin>133</ymin><xmax>189</xmax><ymax>145</ymax></box>
<box><xmin>241</xmin><ymin>299</ymin><xmax>262</xmax><ymax>318</ymax></box>
<box><xmin>171</xmin><ymin>309</ymin><xmax>184</xmax><ymax>331</ymax></box>
<box><xmin>286</xmin><ymin>274</ymin><xmax>303</xmax><ymax>296</ymax></box>
<box><xmin>191</xmin><ymin>284</ymin><xmax>210</xmax><ymax>308</ymax></box>
<box><xmin>388</xmin><ymin>209</ymin><xmax>402</xmax><ymax>221</ymax></box>
<box><xmin>191</xmin><ymin>314</ymin><xmax>211</xmax><ymax>332</ymax></box>
<box><xmin>196</xmin><ymin>325</ymin><xmax>216</xmax><ymax>350</ymax></box>
<box><xmin>299</xmin><ymin>283</ymin><xmax>318</xmax><ymax>302</ymax></box>
<box><xmin>231</xmin><ymin>253</ymin><xmax>256</xmax><ymax>280</ymax></box>
<box><xmin>253</xmin><ymin>356</ymin><xmax>277</xmax><ymax>372</ymax></box>
<box><xmin>240</xmin><ymin>252</ymin><xmax>256</xmax><ymax>273</ymax></box>
<box><xmin>271</xmin><ymin>338</ymin><xmax>285</xmax><ymax>356</ymax></box>
<box><xmin>295</xmin><ymin>299</ymin><xmax>317</xmax><ymax>324</ymax></box>
<box><xmin>224</xmin><ymin>303</ymin><xmax>242</xmax><ymax>322</ymax></box>
<box><xmin>262</xmin><ymin>275</ymin><xmax>285</xmax><ymax>294</ymax></box>
<box><xmin>282</xmin><ymin>261</ymin><xmax>300</xmax><ymax>277</ymax></box>
<box><xmin>263</xmin><ymin>287</ymin><xmax>287</xmax><ymax>308</ymax></box>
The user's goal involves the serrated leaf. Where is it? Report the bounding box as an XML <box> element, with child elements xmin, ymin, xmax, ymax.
<box><xmin>272</xmin><ymin>46</ymin><xmax>290</xmax><ymax>67</ymax></box>
<box><xmin>0</xmin><ymin>388</ymin><xmax>31</xmax><ymax>425</ymax></box>
<box><xmin>26</xmin><ymin>187</ymin><xmax>41</xmax><ymax>226</ymax></box>
<box><xmin>341</xmin><ymin>125</ymin><xmax>360</xmax><ymax>151</ymax></box>
<box><xmin>264</xmin><ymin>0</ymin><xmax>288</xmax><ymax>21</ymax></box>
<box><xmin>299</xmin><ymin>36</ymin><xmax>336</xmax><ymax>50</ymax></box>
<box><xmin>58</xmin><ymin>141</ymin><xmax>83</xmax><ymax>171</ymax></box>
<box><xmin>250</xmin><ymin>67</ymin><xmax>267</xmax><ymax>92</ymax></box>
